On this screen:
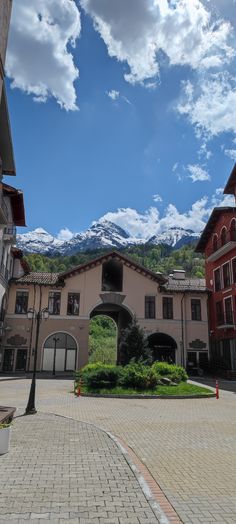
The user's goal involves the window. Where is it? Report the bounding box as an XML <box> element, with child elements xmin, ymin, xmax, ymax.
<box><xmin>225</xmin><ymin>297</ymin><xmax>233</xmax><ymax>324</ymax></box>
<box><xmin>15</xmin><ymin>291</ymin><xmax>28</xmax><ymax>314</ymax></box>
<box><xmin>223</xmin><ymin>263</ymin><xmax>231</xmax><ymax>288</ymax></box>
<box><xmin>233</xmin><ymin>259</ymin><xmax>236</xmax><ymax>284</ymax></box>
<box><xmin>214</xmin><ymin>268</ymin><xmax>221</xmax><ymax>292</ymax></box>
<box><xmin>48</xmin><ymin>292</ymin><xmax>61</xmax><ymax>315</ymax></box>
<box><xmin>216</xmin><ymin>301</ymin><xmax>224</xmax><ymax>325</ymax></box>
<box><xmin>221</xmin><ymin>227</ymin><xmax>227</xmax><ymax>246</ymax></box>
<box><xmin>163</xmin><ymin>297</ymin><xmax>173</xmax><ymax>319</ymax></box>
<box><xmin>230</xmin><ymin>219</ymin><xmax>236</xmax><ymax>242</ymax></box>
<box><xmin>145</xmin><ymin>296</ymin><xmax>156</xmax><ymax>319</ymax></box>
<box><xmin>102</xmin><ymin>259</ymin><xmax>123</xmax><ymax>292</ymax></box>
<box><xmin>191</xmin><ymin>299</ymin><xmax>201</xmax><ymax>321</ymax></box>
<box><xmin>67</xmin><ymin>293</ymin><xmax>80</xmax><ymax>315</ymax></box>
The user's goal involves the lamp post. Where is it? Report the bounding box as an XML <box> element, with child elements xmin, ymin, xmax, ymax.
<box><xmin>25</xmin><ymin>307</ymin><xmax>49</xmax><ymax>415</ymax></box>
<box><xmin>52</xmin><ymin>336</ymin><xmax>60</xmax><ymax>376</ymax></box>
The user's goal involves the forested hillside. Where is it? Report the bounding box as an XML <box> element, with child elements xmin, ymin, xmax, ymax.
<box><xmin>25</xmin><ymin>243</ymin><xmax>205</xmax><ymax>278</ymax></box>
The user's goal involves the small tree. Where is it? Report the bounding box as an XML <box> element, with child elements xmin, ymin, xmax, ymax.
<box><xmin>118</xmin><ymin>317</ymin><xmax>152</xmax><ymax>365</ymax></box>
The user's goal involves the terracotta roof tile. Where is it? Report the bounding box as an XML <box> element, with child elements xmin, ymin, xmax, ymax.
<box><xmin>15</xmin><ymin>272</ymin><xmax>61</xmax><ymax>286</ymax></box>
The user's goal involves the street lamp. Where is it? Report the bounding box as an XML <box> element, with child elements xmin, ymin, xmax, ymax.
<box><xmin>25</xmin><ymin>307</ymin><xmax>49</xmax><ymax>415</ymax></box>
<box><xmin>52</xmin><ymin>336</ymin><xmax>60</xmax><ymax>376</ymax></box>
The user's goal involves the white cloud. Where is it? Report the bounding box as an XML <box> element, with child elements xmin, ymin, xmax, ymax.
<box><xmin>57</xmin><ymin>227</ymin><xmax>74</xmax><ymax>241</ymax></box>
<box><xmin>177</xmin><ymin>73</ymin><xmax>236</xmax><ymax>137</ymax></box>
<box><xmin>172</xmin><ymin>162</ymin><xmax>178</xmax><ymax>172</ymax></box>
<box><xmin>224</xmin><ymin>148</ymin><xmax>236</xmax><ymax>161</ymax></box>
<box><xmin>99</xmin><ymin>188</ymin><xmax>235</xmax><ymax>239</ymax></box>
<box><xmin>107</xmin><ymin>89</ymin><xmax>120</xmax><ymax>101</ymax></box>
<box><xmin>187</xmin><ymin>164</ymin><xmax>211</xmax><ymax>182</ymax></box>
<box><xmin>81</xmin><ymin>0</ymin><xmax>233</xmax><ymax>85</ymax></box>
<box><xmin>6</xmin><ymin>0</ymin><xmax>81</xmax><ymax>110</ymax></box>
<box><xmin>153</xmin><ymin>194</ymin><xmax>162</xmax><ymax>203</ymax></box>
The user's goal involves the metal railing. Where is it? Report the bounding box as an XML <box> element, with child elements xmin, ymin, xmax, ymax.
<box><xmin>0</xmin><ymin>194</ymin><xmax>8</xmax><ymax>222</ymax></box>
<box><xmin>0</xmin><ymin>263</ymin><xmax>9</xmax><ymax>281</ymax></box>
<box><xmin>3</xmin><ymin>225</ymin><xmax>16</xmax><ymax>237</ymax></box>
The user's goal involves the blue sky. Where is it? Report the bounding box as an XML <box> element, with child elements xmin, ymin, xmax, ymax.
<box><xmin>5</xmin><ymin>0</ymin><xmax>236</xmax><ymax>241</ymax></box>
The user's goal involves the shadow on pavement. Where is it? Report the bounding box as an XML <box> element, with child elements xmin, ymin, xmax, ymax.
<box><xmin>192</xmin><ymin>375</ymin><xmax>236</xmax><ymax>393</ymax></box>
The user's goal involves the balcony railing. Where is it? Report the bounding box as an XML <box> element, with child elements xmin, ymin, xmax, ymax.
<box><xmin>3</xmin><ymin>225</ymin><xmax>16</xmax><ymax>240</ymax></box>
<box><xmin>217</xmin><ymin>315</ymin><xmax>235</xmax><ymax>328</ymax></box>
<box><xmin>0</xmin><ymin>194</ymin><xmax>9</xmax><ymax>224</ymax></box>
<box><xmin>0</xmin><ymin>263</ymin><xmax>9</xmax><ymax>282</ymax></box>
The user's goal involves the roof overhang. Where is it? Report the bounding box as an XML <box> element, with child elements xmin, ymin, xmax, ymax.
<box><xmin>0</xmin><ymin>83</ymin><xmax>15</xmax><ymax>176</ymax></box>
<box><xmin>3</xmin><ymin>183</ymin><xmax>26</xmax><ymax>226</ymax></box>
<box><xmin>224</xmin><ymin>164</ymin><xmax>236</xmax><ymax>195</ymax></box>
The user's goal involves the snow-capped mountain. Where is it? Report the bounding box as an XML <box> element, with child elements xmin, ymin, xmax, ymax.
<box><xmin>17</xmin><ymin>228</ymin><xmax>64</xmax><ymax>255</ymax></box>
<box><xmin>16</xmin><ymin>222</ymin><xmax>200</xmax><ymax>255</ymax></box>
<box><xmin>148</xmin><ymin>227</ymin><xmax>200</xmax><ymax>249</ymax></box>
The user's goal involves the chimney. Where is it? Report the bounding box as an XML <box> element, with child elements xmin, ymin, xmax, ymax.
<box><xmin>172</xmin><ymin>269</ymin><xmax>186</xmax><ymax>280</ymax></box>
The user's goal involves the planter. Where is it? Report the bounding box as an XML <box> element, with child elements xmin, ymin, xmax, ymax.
<box><xmin>0</xmin><ymin>426</ymin><xmax>11</xmax><ymax>455</ymax></box>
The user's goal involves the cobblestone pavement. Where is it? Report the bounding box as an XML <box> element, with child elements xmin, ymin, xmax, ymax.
<box><xmin>1</xmin><ymin>377</ymin><xmax>236</xmax><ymax>523</ymax></box>
<box><xmin>0</xmin><ymin>412</ymin><xmax>160</xmax><ymax>524</ymax></box>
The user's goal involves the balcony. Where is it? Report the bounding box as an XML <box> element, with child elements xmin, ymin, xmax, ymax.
<box><xmin>207</xmin><ymin>231</ymin><xmax>236</xmax><ymax>262</ymax></box>
<box><xmin>3</xmin><ymin>225</ymin><xmax>16</xmax><ymax>242</ymax></box>
<box><xmin>217</xmin><ymin>315</ymin><xmax>235</xmax><ymax>329</ymax></box>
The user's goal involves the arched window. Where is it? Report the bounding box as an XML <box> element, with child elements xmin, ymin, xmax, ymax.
<box><xmin>221</xmin><ymin>227</ymin><xmax>227</xmax><ymax>246</ymax></box>
<box><xmin>212</xmin><ymin>234</ymin><xmax>218</xmax><ymax>252</ymax></box>
<box><xmin>43</xmin><ymin>332</ymin><xmax>77</xmax><ymax>372</ymax></box>
<box><xmin>230</xmin><ymin>219</ymin><xmax>236</xmax><ymax>242</ymax></box>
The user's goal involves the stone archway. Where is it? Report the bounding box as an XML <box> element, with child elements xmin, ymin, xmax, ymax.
<box><xmin>148</xmin><ymin>332</ymin><xmax>177</xmax><ymax>363</ymax></box>
<box><xmin>90</xmin><ymin>301</ymin><xmax>133</xmax><ymax>365</ymax></box>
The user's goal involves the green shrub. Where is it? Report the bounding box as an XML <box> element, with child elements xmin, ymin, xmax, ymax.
<box><xmin>85</xmin><ymin>366</ymin><xmax>121</xmax><ymax>390</ymax></box>
<box><xmin>118</xmin><ymin>363</ymin><xmax>159</xmax><ymax>391</ymax></box>
<box><xmin>74</xmin><ymin>362</ymin><xmax>105</xmax><ymax>382</ymax></box>
<box><xmin>151</xmin><ymin>362</ymin><xmax>188</xmax><ymax>382</ymax></box>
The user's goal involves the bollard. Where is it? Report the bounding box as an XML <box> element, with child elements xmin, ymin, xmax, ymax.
<box><xmin>77</xmin><ymin>385</ymin><xmax>81</xmax><ymax>397</ymax></box>
<box><xmin>216</xmin><ymin>380</ymin><xmax>219</xmax><ymax>399</ymax></box>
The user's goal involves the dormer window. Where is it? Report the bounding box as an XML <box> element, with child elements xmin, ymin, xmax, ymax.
<box><xmin>102</xmin><ymin>259</ymin><xmax>123</xmax><ymax>292</ymax></box>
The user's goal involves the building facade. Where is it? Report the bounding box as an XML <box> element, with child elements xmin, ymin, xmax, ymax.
<box><xmin>0</xmin><ymin>1</ymin><xmax>26</xmax><ymax>370</ymax></box>
<box><xmin>196</xmin><ymin>165</ymin><xmax>236</xmax><ymax>378</ymax></box>
<box><xmin>1</xmin><ymin>251</ymin><xmax>209</xmax><ymax>373</ymax></box>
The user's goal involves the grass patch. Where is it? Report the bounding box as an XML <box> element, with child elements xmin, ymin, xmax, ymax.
<box><xmin>80</xmin><ymin>381</ymin><xmax>213</xmax><ymax>397</ymax></box>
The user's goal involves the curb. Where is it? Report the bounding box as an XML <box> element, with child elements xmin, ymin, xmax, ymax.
<box><xmin>80</xmin><ymin>392</ymin><xmax>215</xmax><ymax>399</ymax></box>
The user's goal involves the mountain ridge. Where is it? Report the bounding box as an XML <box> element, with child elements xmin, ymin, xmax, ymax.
<box><xmin>17</xmin><ymin>220</ymin><xmax>201</xmax><ymax>255</ymax></box>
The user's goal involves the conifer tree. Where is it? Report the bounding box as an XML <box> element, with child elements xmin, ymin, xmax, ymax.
<box><xmin>118</xmin><ymin>317</ymin><xmax>152</xmax><ymax>365</ymax></box>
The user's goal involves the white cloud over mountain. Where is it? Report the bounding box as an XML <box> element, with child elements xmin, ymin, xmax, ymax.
<box><xmin>100</xmin><ymin>188</ymin><xmax>235</xmax><ymax>239</ymax></box>
<box><xmin>6</xmin><ymin>0</ymin><xmax>81</xmax><ymax>110</ymax></box>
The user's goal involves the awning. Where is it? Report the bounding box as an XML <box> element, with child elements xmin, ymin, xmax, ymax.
<box><xmin>0</xmin><ymin>82</ymin><xmax>15</xmax><ymax>176</ymax></box>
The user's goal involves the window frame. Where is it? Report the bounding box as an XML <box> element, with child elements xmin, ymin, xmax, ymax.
<box><xmin>48</xmin><ymin>291</ymin><xmax>61</xmax><ymax>316</ymax></box>
<box><xmin>15</xmin><ymin>290</ymin><xmax>29</xmax><ymax>315</ymax></box>
<box><xmin>191</xmin><ymin>298</ymin><xmax>202</xmax><ymax>321</ymax></box>
<box><xmin>224</xmin><ymin>296</ymin><xmax>233</xmax><ymax>325</ymax></box>
<box><xmin>222</xmin><ymin>262</ymin><xmax>231</xmax><ymax>289</ymax></box>
<box><xmin>145</xmin><ymin>295</ymin><xmax>156</xmax><ymax>319</ymax></box>
<box><xmin>162</xmin><ymin>296</ymin><xmax>173</xmax><ymax>319</ymax></box>
<box><xmin>67</xmin><ymin>292</ymin><xmax>80</xmax><ymax>316</ymax></box>
<box><xmin>213</xmin><ymin>266</ymin><xmax>221</xmax><ymax>292</ymax></box>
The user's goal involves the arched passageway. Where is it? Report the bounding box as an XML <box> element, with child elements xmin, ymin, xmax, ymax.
<box><xmin>42</xmin><ymin>332</ymin><xmax>78</xmax><ymax>372</ymax></box>
<box><xmin>89</xmin><ymin>315</ymin><xmax>117</xmax><ymax>364</ymax></box>
<box><xmin>148</xmin><ymin>332</ymin><xmax>177</xmax><ymax>363</ymax></box>
<box><xmin>90</xmin><ymin>303</ymin><xmax>133</xmax><ymax>364</ymax></box>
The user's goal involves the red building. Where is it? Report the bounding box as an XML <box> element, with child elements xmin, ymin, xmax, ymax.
<box><xmin>196</xmin><ymin>165</ymin><xmax>236</xmax><ymax>378</ymax></box>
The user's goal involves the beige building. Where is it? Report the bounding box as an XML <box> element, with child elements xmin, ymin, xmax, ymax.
<box><xmin>0</xmin><ymin>0</ymin><xmax>26</xmax><ymax>369</ymax></box>
<box><xmin>1</xmin><ymin>251</ymin><xmax>209</xmax><ymax>373</ymax></box>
